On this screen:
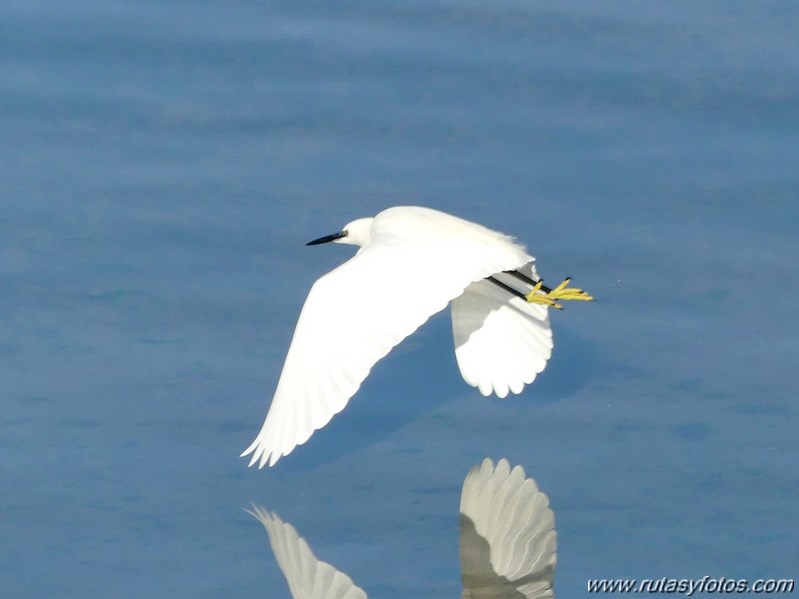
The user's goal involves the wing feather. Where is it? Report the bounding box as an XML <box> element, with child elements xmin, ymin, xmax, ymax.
<box><xmin>451</xmin><ymin>262</ymin><xmax>553</xmax><ymax>398</ymax></box>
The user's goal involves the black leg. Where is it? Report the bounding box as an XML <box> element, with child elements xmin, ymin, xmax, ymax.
<box><xmin>487</xmin><ymin>276</ymin><xmax>529</xmax><ymax>300</ymax></box>
<box><xmin>503</xmin><ymin>270</ymin><xmax>552</xmax><ymax>294</ymax></box>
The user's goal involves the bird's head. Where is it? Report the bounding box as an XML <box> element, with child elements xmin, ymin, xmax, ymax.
<box><xmin>306</xmin><ymin>217</ymin><xmax>373</xmax><ymax>248</ymax></box>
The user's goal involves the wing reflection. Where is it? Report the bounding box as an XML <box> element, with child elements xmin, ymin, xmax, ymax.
<box><xmin>248</xmin><ymin>458</ymin><xmax>556</xmax><ymax>598</ymax></box>
<box><xmin>247</xmin><ymin>505</ymin><xmax>368</xmax><ymax>599</ymax></box>
<box><xmin>459</xmin><ymin>458</ymin><xmax>556</xmax><ymax>599</ymax></box>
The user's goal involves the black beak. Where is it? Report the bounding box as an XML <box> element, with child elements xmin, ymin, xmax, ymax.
<box><xmin>306</xmin><ymin>231</ymin><xmax>347</xmax><ymax>246</ymax></box>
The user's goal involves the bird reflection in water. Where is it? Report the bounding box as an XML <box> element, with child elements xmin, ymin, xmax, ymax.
<box><xmin>248</xmin><ymin>458</ymin><xmax>556</xmax><ymax>598</ymax></box>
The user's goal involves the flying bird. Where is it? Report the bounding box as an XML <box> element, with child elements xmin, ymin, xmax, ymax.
<box><xmin>247</xmin><ymin>457</ymin><xmax>557</xmax><ymax>599</ymax></box>
<box><xmin>242</xmin><ymin>206</ymin><xmax>592</xmax><ymax>467</ymax></box>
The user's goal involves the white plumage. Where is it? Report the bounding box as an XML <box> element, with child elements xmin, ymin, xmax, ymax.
<box><xmin>242</xmin><ymin>207</ymin><xmax>553</xmax><ymax>467</ymax></box>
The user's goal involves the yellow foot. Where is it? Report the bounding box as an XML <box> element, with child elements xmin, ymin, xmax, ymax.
<box><xmin>525</xmin><ymin>278</ymin><xmax>594</xmax><ymax>310</ymax></box>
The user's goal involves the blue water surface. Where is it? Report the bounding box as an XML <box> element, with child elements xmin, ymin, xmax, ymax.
<box><xmin>1</xmin><ymin>1</ymin><xmax>798</xmax><ymax>597</ymax></box>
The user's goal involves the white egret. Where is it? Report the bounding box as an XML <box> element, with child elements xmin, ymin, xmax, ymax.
<box><xmin>242</xmin><ymin>206</ymin><xmax>592</xmax><ymax>467</ymax></box>
<box><xmin>247</xmin><ymin>458</ymin><xmax>557</xmax><ymax>599</ymax></box>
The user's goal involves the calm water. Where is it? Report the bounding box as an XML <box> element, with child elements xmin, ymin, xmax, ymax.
<box><xmin>2</xmin><ymin>1</ymin><xmax>798</xmax><ymax>597</ymax></box>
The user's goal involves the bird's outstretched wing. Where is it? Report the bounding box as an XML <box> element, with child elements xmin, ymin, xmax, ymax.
<box><xmin>451</xmin><ymin>262</ymin><xmax>552</xmax><ymax>398</ymax></box>
<box><xmin>243</xmin><ymin>207</ymin><xmax>531</xmax><ymax>466</ymax></box>
<box><xmin>247</xmin><ymin>505</ymin><xmax>367</xmax><ymax>599</ymax></box>
<box><xmin>460</xmin><ymin>458</ymin><xmax>557</xmax><ymax>599</ymax></box>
